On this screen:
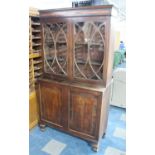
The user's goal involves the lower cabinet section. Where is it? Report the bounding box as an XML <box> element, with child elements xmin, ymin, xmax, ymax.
<box><xmin>38</xmin><ymin>79</ymin><xmax>110</xmax><ymax>151</ymax></box>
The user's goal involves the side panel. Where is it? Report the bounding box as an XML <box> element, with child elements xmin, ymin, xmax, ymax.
<box><xmin>29</xmin><ymin>91</ymin><xmax>38</xmax><ymax>129</ymax></box>
<box><xmin>99</xmin><ymin>82</ymin><xmax>111</xmax><ymax>139</ymax></box>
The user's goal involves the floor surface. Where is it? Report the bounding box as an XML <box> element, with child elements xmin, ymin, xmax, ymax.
<box><xmin>29</xmin><ymin>106</ymin><xmax>126</xmax><ymax>155</ymax></box>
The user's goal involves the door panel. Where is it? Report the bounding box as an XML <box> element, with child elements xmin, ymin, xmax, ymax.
<box><xmin>40</xmin><ymin>83</ymin><xmax>63</xmax><ymax>126</ymax></box>
<box><xmin>42</xmin><ymin>21</ymin><xmax>69</xmax><ymax>77</ymax></box>
<box><xmin>72</xmin><ymin>17</ymin><xmax>107</xmax><ymax>82</ymax></box>
<box><xmin>69</xmin><ymin>89</ymin><xmax>99</xmax><ymax>137</ymax></box>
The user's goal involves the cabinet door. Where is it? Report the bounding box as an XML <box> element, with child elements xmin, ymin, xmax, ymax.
<box><xmin>39</xmin><ymin>82</ymin><xmax>64</xmax><ymax>127</ymax></box>
<box><xmin>72</xmin><ymin>17</ymin><xmax>107</xmax><ymax>82</ymax></box>
<box><xmin>69</xmin><ymin>88</ymin><xmax>101</xmax><ymax>138</ymax></box>
<box><xmin>42</xmin><ymin>21</ymin><xmax>69</xmax><ymax>78</ymax></box>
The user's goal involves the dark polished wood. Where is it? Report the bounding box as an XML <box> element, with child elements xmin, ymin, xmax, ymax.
<box><xmin>39</xmin><ymin>5</ymin><xmax>113</xmax><ymax>18</ymax></box>
<box><xmin>38</xmin><ymin>5</ymin><xmax>114</xmax><ymax>151</ymax></box>
<box><xmin>38</xmin><ymin>79</ymin><xmax>112</xmax><ymax>149</ymax></box>
<box><xmin>69</xmin><ymin>89</ymin><xmax>98</xmax><ymax>135</ymax></box>
<box><xmin>40</xmin><ymin>84</ymin><xmax>63</xmax><ymax>126</ymax></box>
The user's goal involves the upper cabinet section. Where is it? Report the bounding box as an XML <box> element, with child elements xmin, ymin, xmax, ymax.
<box><xmin>39</xmin><ymin>5</ymin><xmax>113</xmax><ymax>86</ymax></box>
<box><xmin>43</xmin><ymin>22</ymin><xmax>68</xmax><ymax>76</ymax></box>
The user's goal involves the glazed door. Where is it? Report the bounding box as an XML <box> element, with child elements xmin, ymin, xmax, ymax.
<box><xmin>69</xmin><ymin>88</ymin><xmax>101</xmax><ymax>138</ymax></box>
<box><xmin>39</xmin><ymin>82</ymin><xmax>65</xmax><ymax>128</ymax></box>
<box><xmin>42</xmin><ymin>20</ymin><xmax>70</xmax><ymax>79</ymax></box>
<box><xmin>72</xmin><ymin>17</ymin><xmax>107</xmax><ymax>83</ymax></box>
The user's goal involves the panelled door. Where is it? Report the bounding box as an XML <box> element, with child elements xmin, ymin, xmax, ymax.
<box><xmin>69</xmin><ymin>87</ymin><xmax>101</xmax><ymax>138</ymax></box>
<box><xmin>39</xmin><ymin>82</ymin><xmax>64</xmax><ymax>128</ymax></box>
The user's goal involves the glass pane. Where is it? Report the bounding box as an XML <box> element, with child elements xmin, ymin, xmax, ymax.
<box><xmin>74</xmin><ymin>21</ymin><xmax>105</xmax><ymax>80</ymax></box>
<box><xmin>43</xmin><ymin>23</ymin><xmax>68</xmax><ymax>76</ymax></box>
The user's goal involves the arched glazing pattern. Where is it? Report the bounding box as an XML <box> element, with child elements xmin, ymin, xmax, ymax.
<box><xmin>73</xmin><ymin>21</ymin><xmax>105</xmax><ymax>80</ymax></box>
<box><xmin>43</xmin><ymin>23</ymin><xmax>68</xmax><ymax>76</ymax></box>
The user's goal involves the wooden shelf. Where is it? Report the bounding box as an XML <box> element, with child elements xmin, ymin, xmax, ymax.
<box><xmin>34</xmin><ymin>72</ymin><xmax>43</xmax><ymax>77</ymax></box>
<box><xmin>76</xmin><ymin>60</ymin><xmax>102</xmax><ymax>66</ymax></box>
<box><xmin>32</xmin><ymin>37</ymin><xmax>41</xmax><ymax>39</ymax></box>
<box><xmin>75</xmin><ymin>45</ymin><xmax>83</xmax><ymax>49</ymax></box>
<box><xmin>32</xmin><ymin>30</ymin><xmax>41</xmax><ymax>33</ymax></box>
<box><xmin>75</xmin><ymin>42</ymin><xmax>88</xmax><ymax>45</ymax></box>
<box><xmin>29</xmin><ymin>53</ymin><xmax>41</xmax><ymax>59</ymax></box>
<box><xmin>47</xmin><ymin>41</ymin><xmax>67</xmax><ymax>44</ymax></box>
<box><xmin>33</xmin><ymin>49</ymin><xmax>41</xmax><ymax>53</ymax></box>
<box><xmin>46</xmin><ymin>57</ymin><xmax>65</xmax><ymax>62</ymax></box>
<box><xmin>31</xmin><ymin>22</ymin><xmax>40</xmax><ymax>26</ymax></box>
<box><xmin>34</xmin><ymin>67</ymin><xmax>42</xmax><ymax>71</ymax></box>
<box><xmin>32</xmin><ymin>43</ymin><xmax>41</xmax><ymax>46</ymax></box>
<box><xmin>56</xmin><ymin>41</ymin><xmax>67</xmax><ymax>44</ymax></box>
<box><xmin>75</xmin><ymin>42</ymin><xmax>103</xmax><ymax>46</ymax></box>
<box><xmin>33</xmin><ymin>60</ymin><xmax>42</xmax><ymax>64</ymax></box>
<box><xmin>47</xmin><ymin>48</ymin><xmax>67</xmax><ymax>54</ymax></box>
